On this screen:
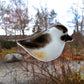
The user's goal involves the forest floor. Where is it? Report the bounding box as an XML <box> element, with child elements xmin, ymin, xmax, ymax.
<box><xmin>0</xmin><ymin>46</ymin><xmax>84</xmax><ymax>60</ymax></box>
<box><xmin>0</xmin><ymin>46</ymin><xmax>84</xmax><ymax>84</ymax></box>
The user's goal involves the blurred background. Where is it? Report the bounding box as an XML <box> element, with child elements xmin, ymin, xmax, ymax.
<box><xmin>0</xmin><ymin>0</ymin><xmax>84</xmax><ymax>84</ymax></box>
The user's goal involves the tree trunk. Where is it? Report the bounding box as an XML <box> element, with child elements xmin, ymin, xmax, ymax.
<box><xmin>0</xmin><ymin>43</ymin><xmax>2</xmax><ymax>52</ymax></box>
<box><xmin>81</xmin><ymin>21</ymin><xmax>83</xmax><ymax>33</ymax></box>
<box><xmin>76</xmin><ymin>20</ymin><xmax>79</xmax><ymax>32</ymax></box>
<box><xmin>5</xmin><ymin>27</ymin><xmax>8</xmax><ymax>36</ymax></box>
<box><xmin>22</xmin><ymin>29</ymin><xmax>25</xmax><ymax>38</ymax></box>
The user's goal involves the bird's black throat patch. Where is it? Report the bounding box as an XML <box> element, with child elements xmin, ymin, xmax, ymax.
<box><xmin>61</xmin><ymin>34</ymin><xmax>72</xmax><ymax>42</ymax></box>
<box><xmin>18</xmin><ymin>33</ymin><xmax>51</xmax><ymax>49</ymax></box>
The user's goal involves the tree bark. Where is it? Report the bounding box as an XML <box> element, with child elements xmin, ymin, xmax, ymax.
<box><xmin>76</xmin><ymin>20</ymin><xmax>79</xmax><ymax>32</ymax></box>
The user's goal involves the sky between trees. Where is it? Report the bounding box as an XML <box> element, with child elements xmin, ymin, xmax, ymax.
<box><xmin>0</xmin><ymin>0</ymin><xmax>84</xmax><ymax>36</ymax></box>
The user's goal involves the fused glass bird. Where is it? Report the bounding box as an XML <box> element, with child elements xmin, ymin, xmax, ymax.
<box><xmin>17</xmin><ymin>24</ymin><xmax>72</xmax><ymax>62</ymax></box>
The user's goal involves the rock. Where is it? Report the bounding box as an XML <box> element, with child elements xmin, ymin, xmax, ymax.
<box><xmin>18</xmin><ymin>50</ymin><xmax>26</xmax><ymax>56</ymax></box>
<box><xmin>4</xmin><ymin>53</ymin><xmax>23</xmax><ymax>63</ymax></box>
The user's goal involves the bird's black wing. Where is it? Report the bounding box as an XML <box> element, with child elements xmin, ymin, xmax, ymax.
<box><xmin>17</xmin><ymin>32</ymin><xmax>51</xmax><ymax>49</ymax></box>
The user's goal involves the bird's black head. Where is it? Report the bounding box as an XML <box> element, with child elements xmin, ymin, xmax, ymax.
<box><xmin>52</xmin><ymin>24</ymin><xmax>72</xmax><ymax>42</ymax></box>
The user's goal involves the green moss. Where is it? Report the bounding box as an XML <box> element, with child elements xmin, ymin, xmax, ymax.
<box><xmin>0</xmin><ymin>49</ymin><xmax>17</xmax><ymax>55</ymax></box>
<box><xmin>68</xmin><ymin>45</ymin><xmax>77</xmax><ymax>48</ymax></box>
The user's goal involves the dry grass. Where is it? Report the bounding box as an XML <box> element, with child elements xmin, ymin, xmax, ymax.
<box><xmin>0</xmin><ymin>57</ymin><xmax>84</xmax><ymax>84</ymax></box>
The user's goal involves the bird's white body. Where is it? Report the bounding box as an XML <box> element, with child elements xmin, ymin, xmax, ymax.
<box><xmin>28</xmin><ymin>27</ymin><xmax>65</xmax><ymax>61</ymax></box>
<box><xmin>17</xmin><ymin>24</ymin><xmax>72</xmax><ymax>62</ymax></box>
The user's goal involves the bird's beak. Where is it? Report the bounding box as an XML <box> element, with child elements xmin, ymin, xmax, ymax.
<box><xmin>61</xmin><ymin>34</ymin><xmax>73</xmax><ymax>42</ymax></box>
